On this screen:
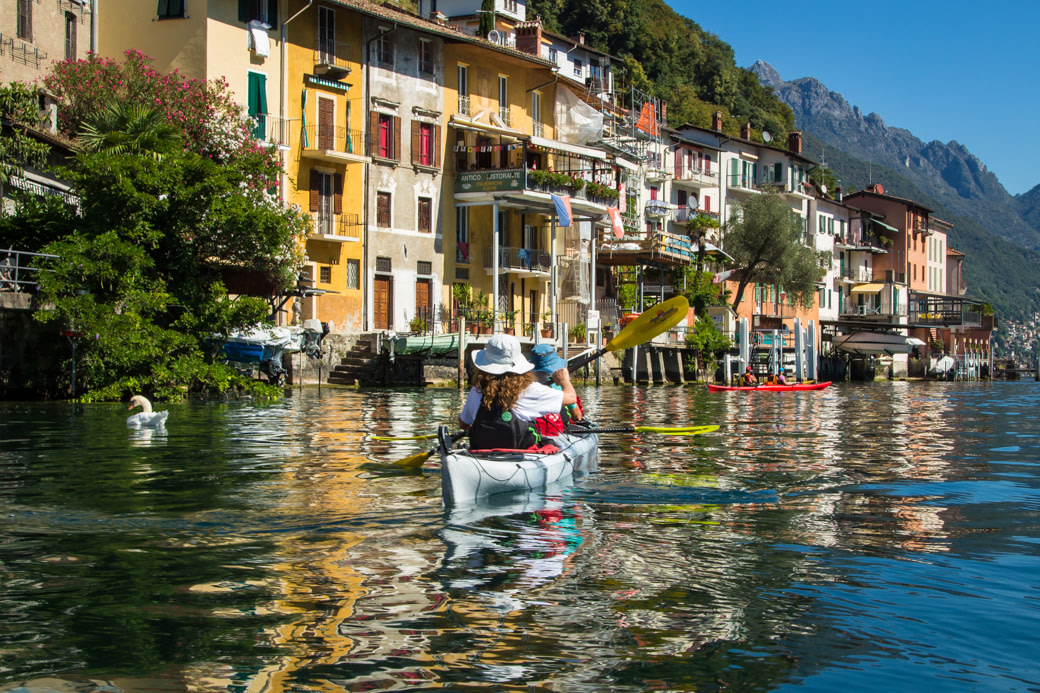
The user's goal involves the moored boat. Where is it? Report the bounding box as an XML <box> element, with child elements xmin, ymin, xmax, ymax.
<box><xmin>438</xmin><ymin>425</ymin><xmax>599</xmax><ymax>504</ymax></box>
<box><xmin>707</xmin><ymin>381</ymin><xmax>832</xmax><ymax>392</ymax></box>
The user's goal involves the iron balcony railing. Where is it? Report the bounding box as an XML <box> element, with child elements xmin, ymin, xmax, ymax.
<box><xmin>302</xmin><ymin>124</ymin><xmax>367</xmax><ymax>155</ymax></box>
<box><xmin>483</xmin><ymin>246</ymin><xmax>551</xmax><ymax>274</ymax></box>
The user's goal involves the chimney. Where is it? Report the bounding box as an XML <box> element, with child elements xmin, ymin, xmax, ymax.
<box><xmin>868</xmin><ymin>183</ymin><xmax>885</xmax><ymax>195</ymax></box>
<box><xmin>711</xmin><ymin>111</ymin><xmax>723</xmax><ymax>132</ymax></box>
<box><xmin>740</xmin><ymin>122</ymin><xmax>751</xmax><ymax>140</ymax></box>
<box><xmin>788</xmin><ymin>130</ymin><xmax>802</xmax><ymax>154</ymax></box>
<box><xmin>835</xmin><ymin>186</ymin><xmax>843</xmax><ymax>201</ymax></box>
<box><xmin>429</xmin><ymin>10</ymin><xmax>447</xmax><ymax>23</ymax></box>
<box><xmin>660</xmin><ymin>102</ymin><xmax>667</xmax><ymax>121</ymax></box>
<box><xmin>515</xmin><ymin>17</ymin><xmax>542</xmax><ymax>56</ymax></box>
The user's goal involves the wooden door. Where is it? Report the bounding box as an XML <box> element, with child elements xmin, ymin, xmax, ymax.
<box><xmin>415</xmin><ymin>279</ymin><xmax>431</xmax><ymax>322</ymax></box>
<box><xmin>374</xmin><ymin>275</ymin><xmax>392</xmax><ymax>330</ymax></box>
<box><xmin>318</xmin><ymin>97</ymin><xmax>335</xmax><ymax>150</ymax></box>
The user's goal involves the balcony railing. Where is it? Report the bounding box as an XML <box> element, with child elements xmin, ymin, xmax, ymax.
<box><xmin>909</xmin><ymin>296</ymin><xmax>983</xmax><ymax>327</ymax></box>
<box><xmin>674</xmin><ymin>168</ymin><xmax>718</xmax><ymax>186</ymax></box>
<box><xmin>310</xmin><ymin>213</ymin><xmax>363</xmax><ymax>240</ymax></box>
<box><xmin>484</xmin><ymin>246</ymin><xmax>551</xmax><ymax>274</ymax></box>
<box><xmin>672</xmin><ymin>208</ymin><xmax>719</xmax><ymax>224</ymax></box>
<box><xmin>458</xmin><ymin>95</ymin><xmax>471</xmax><ymax>116</ymax></box>
<box><xmin>837</xmin><ymin>266</ymin><xmax>874</xmax><ymax>283</ymax></box>
<box><xmin>1</xmin><ymin>248</ymin><xmax>58</xmax><ymax>293</ymax></box>
<box><xmin>314</xmin><ymin>39</ymin><xmax>354</xmax><ymax>74</ymax></box>
<box><xmin>495</xmin><ymin>107</ymin><xmax>512</xmax><ymax>128</ymax></box>
<box><xmin>644</xmin><ymin>200</ymin><xmax>671</xmax><ymax>218</ymax></box>
<box><xmin>302</xmin><ymin>124</ymin><xmax>366</xmax><ymax>156</ymax></box>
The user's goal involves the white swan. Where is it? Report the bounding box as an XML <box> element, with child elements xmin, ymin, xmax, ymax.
<box><xmin>127</xmin><ymin>395</ymin><xmax>169</xmax><ymax>429</ymax></box>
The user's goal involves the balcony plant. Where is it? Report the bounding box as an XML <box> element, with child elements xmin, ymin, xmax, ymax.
<box><xmin>408</xmin><ymin>315</ymin><xmax>428</xmax><ymax>334</ymax></box>
<box><xmin>502</xmin><ymin>308</ymin><xmax>519</xmax><ymax>335</ymax></box>
<box><xmin>585</xmin><ymin>180</ymin><xmax>620</xmax><ymax>201</ymax></box>
<box><xmin>540</xmin><ymin>310</ymin><xmax>553</xmax><ymax>338</ymax></box>
<box><xmin>569</xmin><ymin>322</ymin><xmax>587</xmax><ymax>343</ymax></box>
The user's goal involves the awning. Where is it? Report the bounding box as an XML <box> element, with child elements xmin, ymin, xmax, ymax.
<box><xmin>692</xmin><ymin>242</ymin><xmax>734</xmax><ymax>261</ymax></box>
<box><xmin>528</xmin><ymin>135</ymin><xmax>606</xmax><ymax>161</ymax></box>
<box><xmin>907</xmin><ymin>337</ymin><xmax>927</xmax><ymax>347</ymax></box>
<box><xmin>850</xmin><ymin>283</ymin><xmax>884</xmax><ymax>294</ymax></box>
<box><xmin>449</xmin><ymin>114</ymin><xmax>524</xmax><ymax>138</ymax></box>
<box><xmin>871</xmin><ymin>219</ymin><xmax>899</xmax><ymax>233</ymax></box>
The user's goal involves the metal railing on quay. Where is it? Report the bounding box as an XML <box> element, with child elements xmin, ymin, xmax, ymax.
<box><xmin>1</xmin><ymin>248</ymin><xmax>59</xmax><ymax>293</ymax></box>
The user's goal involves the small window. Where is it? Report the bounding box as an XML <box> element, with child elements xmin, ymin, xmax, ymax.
<box><xmin>157</xmin><ymin>0</ymin><xmax>186</xmax><ymax>19</ymax></box>
<box><xmin>418</xmin><ymin>38</ymin><xmax>433</xmax><ymax>74</ymax></box>
<box><xmin>238</xmin><ymin>0</ymin><xmax>276</xmax><ymax>25</ymax></box>
<box><xmin>376</xmin><ymin>191</ymin><xmax>391</xmax><ymax>228</ymax></box>
<box><xmin>346</xmin><ymin>259</ymin><xmax>360</xmax><ymax>290</ymax></box>
<box><xmin>573</xmin><ymin>58</ymin><xmax>583</xmax><ymax>78</ymax></box>
<box><xmin>376</xmin><ymin>256</ymin><xmax>392</xmax><ymax>273</ymax></box>
<box><xmin>456</xmin><ymin>268</ymin><xmax>470</xmax><ymax>280</ymax></box>
<box><xmin>64</xmin><ymin>12</ymin><xmax>77</xmax><ymax>60</ymax></box>
<box><xmin>376</xmin><ymin>31</ymin><xmax>393</xmax><ymax>64</ymax></box>
<box><xmin>319</xmin><ymin>266</ymin><xmax>331</xmax><ymax>284</ymax></box>
<box><xmin>17</xmin><ymin>0</ymin><xmax>32</xmax><ymax>41</ymax></box>
<box><xmin>417</xmin><ymin>261</ymin><xmax>432</xmax><ymax>276</ymax></box>
<box><xmin>417</xmin><ymin>197</ymin><xmax>432</xmax><ymax>233</ymax></box>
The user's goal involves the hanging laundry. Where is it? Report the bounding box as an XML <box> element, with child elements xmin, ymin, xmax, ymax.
<box><xmin>248</xmin><ymin>20</ymin><xmax>270</xmax><ymax>58</ymax></box>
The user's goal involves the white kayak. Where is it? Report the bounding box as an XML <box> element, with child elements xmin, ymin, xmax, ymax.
<box><xmin>438</xmin><ymin>425</ymin><xmax>599</xmax><ymax>505</ymax></box>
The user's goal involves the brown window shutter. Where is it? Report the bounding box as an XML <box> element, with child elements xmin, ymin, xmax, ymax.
<box><xmin>309</xmin><ymin>170</ymin><xmax>319</xmax><ymax>212</ymax></box>
<box><xmin>674</xmin><ymin>148</ymin><xmax>682</xmax><ymax>177</ymax></box>
<box><xmin>333</xmin><ymin>173</ymin><xmax>343</xmax><ymax>214</ymax></box>
<box><xmin>411</xmin><ymin>120</ymin><xmax>420</xmax><ymax>166</ymax></box>
<box><xmin>393</xmin><ymin>116</ymin><xmax>401</xmax><ymax>160</ymax></box>
<box><xmin>434</xmin><ymin>124</ymin><xmax>442</xmax><ymax>168</ymax></box>
<box><xmin>369</xmin><ymin>112</ymin><xmax>379</xmax><ymax>157</ymax></box>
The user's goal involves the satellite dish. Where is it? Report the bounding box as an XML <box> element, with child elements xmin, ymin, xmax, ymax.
<box><xmin>762</xmin><ymin>131</ymin><xmax>772</xmax><ymax>143</ymax></box>
<box><xmin>821</xmin><ymin>184</ymin><xmax>828</xmax><ymax>194</ymax></box>
<box><xmin>687</xmin><ymin>194</ymin><xmax>699</xmax><ymax>210</ymax></box>
<box><xmin>487</xmin><ymin>30</ymin><xmax>501</xmax><ymax>44</ymax></box>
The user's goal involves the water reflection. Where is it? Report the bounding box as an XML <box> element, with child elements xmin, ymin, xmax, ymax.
<box><xmin>2</xmin><ymin>383</ymin><xmax>1040</xmax><ymax>690</ymax></box>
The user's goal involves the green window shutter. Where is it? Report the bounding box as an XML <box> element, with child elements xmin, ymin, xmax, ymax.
<box><xmin>773</xmin><ymin>162</ymin><xmax>782</xmax><ymax>183</ymax></box>
<box><xmin>158</xmin><ymin>0</ymin><xmax>170</xmax><ymax>16</ymax></box>
<box><xmin>248</xmin><ymin>72</ymin><xmax>267</xmax><ymax>138</ymax></box>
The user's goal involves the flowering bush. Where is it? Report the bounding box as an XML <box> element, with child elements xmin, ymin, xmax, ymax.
<box><xmin>44</xmin><ymin>50</ymin><xmax>267</xmax><ymax>164</ymax></box>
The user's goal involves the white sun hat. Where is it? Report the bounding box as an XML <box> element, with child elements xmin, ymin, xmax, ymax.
<box><xmin>472</xmin><ymin>333</ymin><xmax>533</xmax><ymax>375</ymax></box>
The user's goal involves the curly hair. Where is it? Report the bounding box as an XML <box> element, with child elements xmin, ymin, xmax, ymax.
<box><xmin>470</xmin><ymin>370</ymin><xmax>537</xmax><ymax>413</ymax></box>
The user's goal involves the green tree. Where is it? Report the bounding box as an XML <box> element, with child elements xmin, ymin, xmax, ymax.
<box><xmin>684</xmin><ymin>313</ymin><xmax>731</xmax><ymax>379</ymax></box>
<box><xmin>78</xmin><ymin>100</ymin><xmax>183</xmax><ymax>159</ymax></box>
<box><xmin>723</xmin><ymin>193</ymin><xmax>827</xmax><ymax>311</ymax></box>
<box><xmin>479</xmin><ymin>0</ymin><xmax>496</xmax><ymax>37</ymax></box>
<box><xmin>0</xmin><ymin>82</ymin><xmax>51</xmax><ymax>186</ymax></box>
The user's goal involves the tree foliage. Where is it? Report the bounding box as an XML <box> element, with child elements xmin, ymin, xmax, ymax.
<box><xmin>723</xmin><ymin>193</ymin><xmax>828</xmax><ymax>311</ymax></box>
<box><xmin>0</xmin><ymin>82</ymin><xmax>51</xmax><ymax>186</ymax></box>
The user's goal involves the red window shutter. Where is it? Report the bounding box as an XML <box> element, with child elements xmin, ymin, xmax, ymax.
<box><xmin>369</xmin><ymin>112</ymin><xmax>379</xmax><ymax>157</ymax></box>
<box><xmin>333</xmin><ymin>173</ymin><xmax>343</xmax><ymax>214</ymax></box>
<box><xmin>309</xmin><ymin>170</ymin><xmax>319</xmax><ymax>212</ymax></box>
<box><xmin>433</xmin><ymin>124</ymin><xmax>442</xmax><ymax>168</ymax></box>
<box><xmin>411</xmin><ymin>120</ymin><xmax>420</xmax><ymax>166</ymax></box>
<box><xmin>704</xmin><ymin>196</ymin><xmax>711</xmax><ymax>212</ymax></box>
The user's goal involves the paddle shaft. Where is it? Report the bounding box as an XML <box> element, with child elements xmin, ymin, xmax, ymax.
<box><xmin>566</xmin><ymin>296</ymin><xmax>689</xmax><ymax>372</ymax></box>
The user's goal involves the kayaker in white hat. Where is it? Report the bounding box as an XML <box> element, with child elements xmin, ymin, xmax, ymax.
<box><xmin>459</xmin><ymin>333</ymin><xmax>578</xmax><ymax>450</ymax></box>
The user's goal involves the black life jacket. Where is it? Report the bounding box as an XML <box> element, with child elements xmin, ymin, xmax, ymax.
<box><xmin>469</xmin><ymin>402</ymin><xmax>537</xmax><ymax>450</ymax></box>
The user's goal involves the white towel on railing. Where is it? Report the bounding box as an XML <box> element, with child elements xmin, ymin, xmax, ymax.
<box><xmin>247</xmin><ymin>20</ymin><xmax>270</xmax><ymax>57</ymax></box>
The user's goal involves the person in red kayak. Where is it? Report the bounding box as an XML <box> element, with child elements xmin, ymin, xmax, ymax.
<box><xmin>459</xmin><ymin>334</ymin><xmax>578</xmax><ymax>450</ymax></box>
<box><xmin>743</xmin><ymin>365</ymin><xmax>759</xmax><ymax>386</ymax></box>
<box><xmin>776</xmin><ymin>366</ymin><xmax>788</xmax><ymax>385</ymax></box>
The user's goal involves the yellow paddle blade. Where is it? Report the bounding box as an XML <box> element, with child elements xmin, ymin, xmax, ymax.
<box><xmin>393</xmin><ymin>449</ymin><xmax>436</xmax><ymax>468</ymax></box>
<box><xmin>372</xmin><ymin>433</ymin><xmax>438</xmax><ymax>441</ymax></box>
<box><xmin>634</xmin><ymin>424</ymin><xmax>720</xmax><ymax>434</ymax></box>
<box><xmin>606</xmin><ymin>296</ymin><xmax>690</xmax><ymax>352</ymax></box>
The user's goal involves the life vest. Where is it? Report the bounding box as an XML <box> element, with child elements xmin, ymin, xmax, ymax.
<box><xmin>469</xmin><ymin>403</ymin><xmax>538</xmax><ymax>450</ymax></box>
<box><xmin>534</xmin><ymin>395</ymin><xmax>583</xmax><ymax>437</ymax></box>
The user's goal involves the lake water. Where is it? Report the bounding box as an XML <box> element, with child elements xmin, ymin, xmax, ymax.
<box><xmin>2</xmin><ymin>381</ymin><xmax>1039</xmax><ymax>691</ymax></box>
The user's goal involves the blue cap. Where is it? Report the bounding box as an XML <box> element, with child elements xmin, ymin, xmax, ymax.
<box><xmin>779</xmin><ymin>366</ymin><xmax>785</xmax><ymax>372</ymax></box>
<box><xmin>529</xmin><ymin>343</ymin><xmax>568</xmax><ymax>374</ymax></box>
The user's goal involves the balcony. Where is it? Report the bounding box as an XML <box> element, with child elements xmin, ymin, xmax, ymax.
<box><xmin>909</xmin><ymin>295</ymin><xmax>984</xmax><ymax>328</ymax></box>
<box><xmin>483</xmin><ymin>246</ymin><xmax>551</xmax><ymax>277</ymax></box>
<box><xmin>835</xmin><ymin>233</ymin><xmax>888</xmax><ymax>254</ymax></box>
<box><xmin>673</xmin><ymin>168</ymin><xmax>718</xmax><ymax>188</ymax></box>
<box><xmin>457</xmin><ymin>95</ymin><xmax>471</xmax><ymax>117</ymax></box>
<box><xmin>672</xmin><ymin>208</ymin><xmax>719</xmax><ymax>225</ymax></box>
<box><xmin>597</xmin><ymin>228</ymin><xmax>705</xmax><ymax>268</ymax></box>
<box><xmin>454</xmin><ymin>167</ymin><xmax>620</xmax><ymax>209</ymax></box>
<box><xmin>644</xmin><ymin>200</ymin><xmax>671</xmax><ymax>219</ymax></box>
<box><xmin>314</xmin><ymin>40</ymin><xmax>354</xmax><ymax>77</ymax></box>
<box><xmin>308</xmin><ymin>213</ymin><xmax>363</xmax><ymax>242</ymax></box>
<box><xmin>301</xmin><ymin>125</ymin><xmax>368</xmax><ymax>164</ymax></box>
<box><xmin>836</xmin><ymin>266</ymin><xmax>874</xmax><ymax>284</ymax></box>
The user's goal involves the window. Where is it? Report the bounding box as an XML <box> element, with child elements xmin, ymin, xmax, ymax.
<box><xmin>548</xmin><ymin>47</ymin><xmax>558</xmax><ymax>66</ymax></box>
<box><xmin>377</xmin><ymin>191</ymin><xmax>391</xmax><ymax>228</ymax></box>
<box><xmin>64</xmin><ymin>12</ymin><xmax>77</xmax><ymax>60</ymax></box>
<box><xmin>573</xmin><ymin>58</ymin><xmax>583</xmax><ymax>78</ymax></box>
<box><xmin>346</xmin><ymin>259</ymin><xmax>360</xmax><ymax>290</ymax></box>
<box><xmin>418</xmin><ymin>38</ymin><xmax>433</xmax><ymax>74</ymax></box>
<box><xmin>531</xmin><ymin>91</ymin><xmax>542</xmax><ymax>137</ymax></box>
<box><xmin>457</xmin><ymin>64</ymin><xmax>469</xmax><ymax>114</ymax></box>
<box><xmin>504</xmin><ymin>0</ymin><xmax>518</xmax><ymax>11</ymax></box>
<box><xmin>317</xmin><ymin>6</ymin><xmax>335</xmax><ymax>63</ymax></box>
<box><xmin>376</xmin><ymin>30</ymin><xmax>393</xmax><ymax>64</ymax></box>
<box><xmin>417</xmin><ymin>261</ymin><xmax>432</xmax><ymax>276</ymax></box>
<box><xmin>247</xmin><ymin>72</ymin><xmax>268</xmax><ymax>140</ymax></box>
<box><xmin>456</xmin><ymin>207</ymin><xmax>470</xmax><ymax>263</ymax></box>
<box><xmin>157</xmin><ymin>0</ymin><xmax>186</xmax><ymax>19</ymax></box>
<box><xmin>308</xmin><ymin>170</ymin><xmax>341</xmax><ymax>235</ymax></box>
<box><xmin>376</xmin><ymin>256</ymin><xmax>392</xmax><ymax>273</ymax></box>
<box><xmin>497</xmin><ymin>76</ymin><xmax>509</xmax><ymax>125</ymax></box>
<box><xmin>418</xmin><ymin>197</ymin><xmax>432</xmax><ymax>233</ymax></box>
<box><xmin>319</xmin><ymin>266</ymin><xmax>331</xmax><ymax>284</ymax></box>
<box><xmin>456</xmin><ymin>268</ymin><xmax>469</xmax><ymax>280</ymax></box>
<box><xmin>238</xmin><ymin>0</ymin><xmax>277</xmax><ymax>25</ymax></box>
<box><xmin>372</xmin><ymin>113</ymin><xmax>399</xmax><ymax>160</ymax></box>
<box><xmin>17</xmin><ymin>0</ymin><xmax>32</xmax><ymax>41</ymax></box>
<box><xmin>412</xmin><ymin>121</ymin><xmax>440</xmax><ymax>167</ymax></box>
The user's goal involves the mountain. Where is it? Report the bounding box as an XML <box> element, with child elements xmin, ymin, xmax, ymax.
<box><xmin>752</xmin><ymin>60</ymin><xmax>1040</xmax><ymax>325</ymax></box>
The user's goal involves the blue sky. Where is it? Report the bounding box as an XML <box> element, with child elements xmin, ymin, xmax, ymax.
<box><xmin>668</xmin><ymin>1</ymin><xmax>1039</xmax><ymax>196</ymax></box>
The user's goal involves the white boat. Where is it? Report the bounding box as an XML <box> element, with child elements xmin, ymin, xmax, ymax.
<box><xmin>438</xmin><ymin>425</ymin><xmax>599</xmax><ymax>504</ymax></box>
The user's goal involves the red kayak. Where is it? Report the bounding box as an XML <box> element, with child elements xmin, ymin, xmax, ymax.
<box><xmin>707</xmin><ymin>381</ymin><xmax>832</xmax><ymax>392</ymax></box>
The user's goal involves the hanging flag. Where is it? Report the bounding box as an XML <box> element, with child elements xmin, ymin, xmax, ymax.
<box><xmin>301</xmin><ymin>89</ymin><xmax>308</xmax><ymax>148</ymax></box>
<box><xmin>713</xmin><ymin>268</ymin><xmax>737</xmax><ymax>284</ymax></box>
<box><xmin>618</xmin><ymin>183</ymin><xmax>626</xmax><ymax>213</ymax></box>
<box><xmin>607</xmin><ymin>207</ymin><xmax>624</xmax><ymax>239</ymax></box>
<box><xmin>635</xmin><ymin>102</ymin><xmax>659</xmax><ymax>136</ymax></box>
<box><xmin>551</xmin><ymin>193</ymin><xmax>572</xmax><ymax>227</ymax></box>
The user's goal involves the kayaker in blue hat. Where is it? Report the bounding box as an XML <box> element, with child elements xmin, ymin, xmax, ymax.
<box><xmin>530</xmin><ymin>343</ymin><xmax>584</xmax><ymax>434</ymax></box>
<box><xmin>776</xmin><ymin>366</ymin><xmax>787</xmax><ymax>385</ymax></box>
<box><xmin>459</xmin><ymin>334</ymin><xmax>577</xmax><ymax>450</ymax></box>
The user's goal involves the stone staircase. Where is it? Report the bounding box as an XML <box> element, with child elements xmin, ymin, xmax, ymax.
<box><xmin>327</xmin><ymin>339</ymin><xmax>380</xmax><ymax>386</ymax></box>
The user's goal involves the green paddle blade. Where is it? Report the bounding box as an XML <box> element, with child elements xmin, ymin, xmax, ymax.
<box><xmin>606</xmin><ymin>295</ymin><xmax>689</xmax><ymax>352</ymax></box>
<box><xmin>393</xmin><ymin>449</ymin><xmax>437</xmax><ymax>468</ymax></box>
<box><xmin>662</xmin><ymin>425</ymin><xmax>720</xmax><ymax>436</ymax></box>
<box><xmin>636</xmin><ymin>424</ymin><xmax>719</xmax><ymax>435</ymax></box>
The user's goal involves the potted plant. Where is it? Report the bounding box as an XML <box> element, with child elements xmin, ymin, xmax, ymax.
<box><xmin>540</xmin><ymin>310</ymin><xmax>554</xmax><ymax>338</ymax></box>
<box><xmin>452</xmin><ymin>284</ymin><xmax>473</xmax><ymax>328</ymax></box>
<box><xmin>408</xmin><ymin>315</ymin><xmax>428</xmax><ymax>334</ymax></box>
<box><xmin>569</xmin><ymin>322</ymin><xmax>587</xmax><ymax>343</ymax></box>
<box><xmin>502</xmin><ymin>308</ymin><xmax>518</xmax><ymax>335</ymax></box>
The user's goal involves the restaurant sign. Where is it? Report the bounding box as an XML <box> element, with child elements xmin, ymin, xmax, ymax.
<box><xmin>455</xmin><ymin>169</ymin><xmax>524</xmax><ymax>194</ymax></box>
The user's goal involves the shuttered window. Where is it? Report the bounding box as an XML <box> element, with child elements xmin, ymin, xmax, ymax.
<box><xmin>417</xmin><ymin>197</ymin><xmax>432</xmax><ymax>233</ymax></box>
<box><xmin>157</xmin><ymin>0</ymin><xmax>186</xmax><ymax>18</ymax></box>
<box><xmin>247</xmin><ymin>72</ymin><xmax>267</xmax><ymax>140</ymax></box>
<box><xmin>376</xmin><ymin>192</ymin><xmax>391</xmax><ymax>228</ymax></box>
<box><xmin>238</xmin><ymin>0</ymin><xmax>278</xmax><ymax>24</ymax></box>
